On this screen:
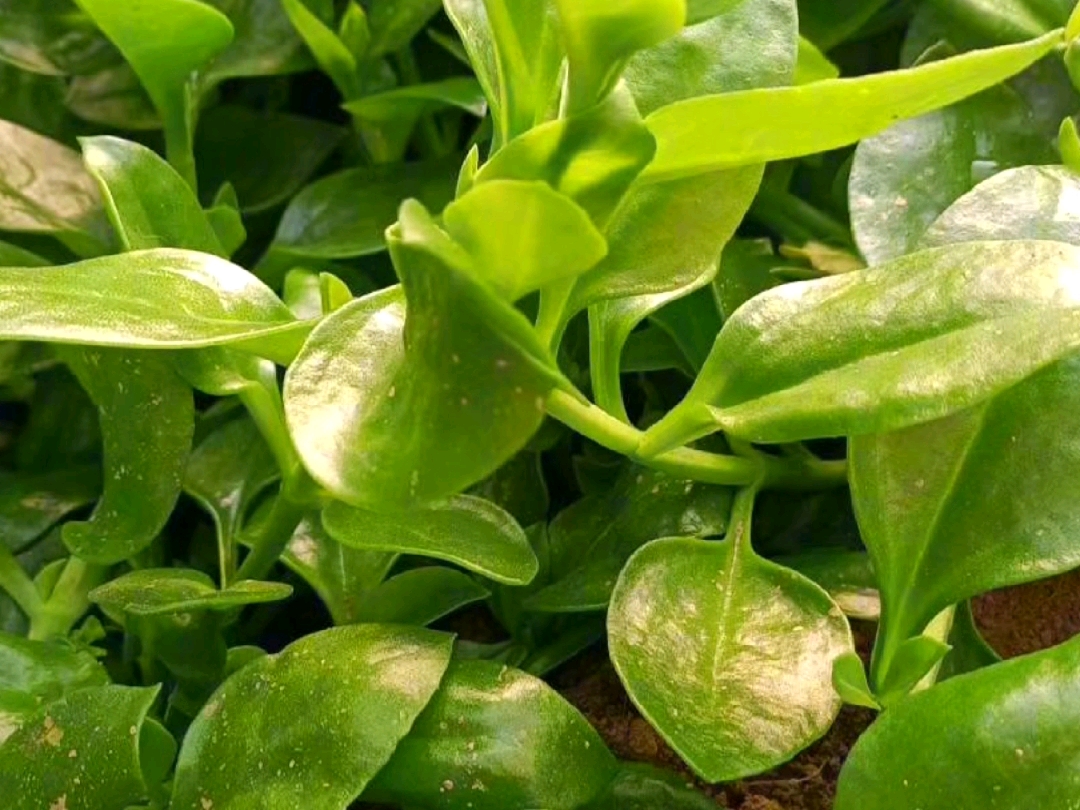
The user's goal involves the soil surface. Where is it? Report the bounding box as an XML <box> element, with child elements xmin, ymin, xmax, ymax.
<box><xmin>552</xmin><ymin>568</ymin><xmax>1080</xmax><ymax>809</ymax></box>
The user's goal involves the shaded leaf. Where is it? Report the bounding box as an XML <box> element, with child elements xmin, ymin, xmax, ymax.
<box><xmin>89</xmin><ymin>568</ymin><xmax>291</xmax><ymax>615</ymax></box>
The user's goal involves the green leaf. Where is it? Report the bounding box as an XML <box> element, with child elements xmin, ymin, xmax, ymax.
<box><xmin>643</xmin><ymin>29</ymin><xmax>1063</xmax><ymax>182</ymax></box>
<box><xmin>322</xmin><ymin>495</ymin><xmax>538</xmax><ymax>585</ymax></box>
<box><xmin>835</xmin><ymin>635</ymin><xmax>1080</xmax><ymax>809</ymax></box>
<box><xmin>938</xmin><ymin>601</ymin><xmax>1001</xmax><ymax>681</ymax></box>
<box><xmin>201</xmin><ymin>0</ymin><xmax>335</xmax><ymax>86</ymax></box>
<box><xmin>798</xmin><ymin>0</ymin><xmax>890</xmax><ymax>50</ymax></box>
<box><xmin>928</xmin><ymin>0</ymin><xmax>1066</xmax><ymax>45</ymax></box>
<box><xmin>279</xmin><ymin>0</ymin><xmax>361</xmax><ymax>99</ymax></box>
<box><xmin>196</xmin><ymin>106</ymin><xmax>344</xmax><ymax>214</ymax></box>
<box><xmin>585</xmin><ymin>763</ymin><xmax>718</xmax><ymax>809</ymax></box>
<box><xmin>607</xmin><ymin>493</ymin><xmax>853</xmax><ymax>781</ymax></box>
<box><xmin>184</xmin><ymin>417</ymin><xmax>280</xmax><ymax>581</ymax></box>
<box><xmin>554</xmin><ymin>0</ymin><xmax>686</xmax><ymax>113</ymax></box>
<box><xmin>73</xmin><ymin>0</ymin><xmax>235</xmax><ymax>185</ymax></box>
<box><xmin>922</xmin><ymin>164</ymin><xmax>1080</xmax><ymax>247</ymax></box>
<box><xmin>365</xmin><ymin>0</ymin><xmax>443</xmax><ymax>58</ymax></box>
<box><xmin>60</xmin><ymin>346</ymin><xmax>194</xmax><ymax>565</ymax></box>
<box><xmin>574</xmin><ymin>0</ymin><xmax>797</xmax><ymax>392</ymax></box>
<box><xmin>350</xmin><ymin>567</ymin><xmax>490</xmax><ymax>625</ymax></box>
<box><xmin>0</xmin><ymin>249</ymin><xmax>304</xmax><ymax>362</ymax></box>
<box><xmin>171</xmin><ymin>624</ymin><xmax>454</xmax><ymax>810</ymax></box>
<box><xmin>875</xmin><ymin>635</ymin><xmax>951</xmax><ymax>706</ymax></box>
<box><xmin>0</xmin><ymin>119</ymin><xmax>111</xmax><ymax>253</ymax></box>
<box><xmin>778</xmin><ymin>549</ymin><xmax>879</xmax><ymax>620</ymax></box>
<box><xmin>454</xmin><ymin>0</ymin><xmax>563</xmax><ymax>143</ymax></box>
<box><xmin>851</xmin><ymin>169</ymin><xmax>1080</xmax><ymax>683</ymax></box>
<box><xmin>0</xmin><ymin>684</ymin><xmax>159</xmax><ymax>810</ymax></box>
<box><xmin>344</xmin><ymin>76</ymin><xmax>487</xmax><ymax>121</ymax></box>
<box><xmin>0</xmin><ymin>632</ymin><xmax>109</xmax><ymax>741</ymax></box>
<box><xmin>278</xmin><ymin>514</ymin><xmax>397</xmax><ymax>624</ymax></box>
<box><xmin>795</xmin><ymin>36</ymin><xmax>840</xmax><ymax>84</ymax></box>
<box><xmin>89</xmin><ymin>568</ymin><xmax>291</xmax><ymax>615</ymax></box>
<box><xmin>642</xmin><ymin>239</ymin><xmax>1080</xmax><ymax>451</ymax></box>
<box><xmin>468</xmin><ymin>450</ymin><xmax>549</xmax><ymax>526</ymax></box>
<box><xmin>0</xmin><ymin>0</ymin><xmax>118</xmax><ymax>76</ymax></box>
<box><xmin>832</xmin><ymin>652</ymin><xmax>880</xmax><ymax>710</ymax></box>
<box><xmin>365</xmin><ymin>659</ymin><xmax>617</xmax><ymax>809</ymax></box>
<box><xmin>284</xmin><ymin>203</ymin><xmax>562</xmax><ymax>510</ymax></box>
<box><xmin>264</xmin><ymin>157</ymin><xmax>458</xmax><ymax>261</ymax></box>
<box><xmin>849</xmin><ymin>77</ymin><xmax>1065</xmax><ymax>264</ymax></box>
<box><xmin>474</xmin><ymin>87</ymin><xmax>657</xmax><ymax>228</ymax></box>
<box><xmin>526</xmin><ymin>465</ymin><xmax>732</xmax><ymax>612</ymax></box>
<box><xmin>0</xmin><ymin>468</ymin><xmax>100</xmax><ymax>554</ymax></box>
<box><xmin>65</xmin><ymin>64</ymin><xmax>160</xmax><ymax>131</ymax></box>
<box><xmin>851</xmin><ymin>356</ymin><xmax>1080</xmax><ymax>680</ymax></box>
<box><xmin>81</xmin><ymin>135</ymin><xmax>224</xmax><ymax>255</ymax></box>
<box><xmin>442</xmin><ymin>179</ymin><xmax>608</xmax><ymax>301</ymax></box>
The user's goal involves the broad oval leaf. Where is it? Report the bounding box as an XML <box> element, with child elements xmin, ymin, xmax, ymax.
<box><xmin>0</xmin><ymin>248</ymin><xmax>304</xmax><ymax>361</ymax></box>
<box><xmin>0</xmin><ymin>631</ymin><xmax>108</xmax><ymax>742</ymax></box>
<box><xmin>835</xmin><ymin>635</ymin><xmax>1080</xmax><ymax>809</ymax></box>
<box><xmin>263</xmin><ymin>157</ymin><xmax>458</xmax><ymax>262</ymax></box>
<box><xmin>89</xmin><ymin>568</ymin><xmax>291</xmax><ymax>615</ymax></box>
<box><xmin>365</xmin><ymin>659</ymin><xmax>617</xmax><ymax>809</ymax></box>
<box><xmin>81</xmin><ymin>135</ymin><xmax>224</xmax><ymax>254</ymax></box>
<box><xmin>284</xmin><ymin>202</ymin><xmax>561</xmax><ymax>510</ymax></box>
<box><xmin>922</xmin><ymin>164</ymin><xmax>1080</xmax><ymax>247</ymax></box>
<box><xmin>442</xmin><ymin>179</ymin><xmax>608</xmax><ymax>301</ymax></box>
<box><xmin>851</xmin><ymin>173</ymin><xmax>1080</xmax><ymax>679</ymax></box>
<box><xmin>278</xmin><ymin>514</ymin><xmax>397</xmax><ymax>625</ymax></box>
<box><xmin>0</xmin><ymin>0</ymin><xmax>118</xmax><ymax>76</ymax></box>
<box><xmin>60</xmin><ymin>346</ymin><xmax>194</xmax><ymax>564</ymax></box>
<box><xmin>0</xmin><ymin>684</ymin><xmax>159</xmax><ymax>810</ymax></box>
<box><xmin>0</xmin><ymin>467</ymin><xmax>100</xmax><ymax>555</ymax></box>
<box><xmin>849</xmin><ymin>76</ymin><xmax>1065</xmax><ymax>264</ymax></box>
<box><xmin>643</xmin><ymin>30</ymin><xmax>1062</xmax><ymax>181</ymax></box>
<box><xmin>526</xmin><ymin>465</ymin><xmax>732</xmax><ymax>612</ymax></box>
<box><xmin>642</xmin><ymin>239</ymin><xmax>1080</xmax><ymax>451</ymax></box>
<box><xmin>73</xmin><ymin>0</ymin><xmax>235</xmax><ymax>179</ymax></box>
<box><xmin>322</xmin><ymin>495</ymin><xmax>538</xmax><ymax>585</ymax></box>
<box><xmin>171</xmin><ymin>624</ymin><xmax>454</xmax><ymax>810</ymax></box>
<box><xmin>0</xmin><ymin>119</ymin><xmax>111</xmax><ymax>252</ymax></box>
<box><xmin>608</xmin><ymin>512</ymin><xmax>852</xmax><ymax>781</ymax></box>
<box><xmin>350</xmin><ymin>567</ymin><xmax>490</xmax><ymax>626</ymax></box>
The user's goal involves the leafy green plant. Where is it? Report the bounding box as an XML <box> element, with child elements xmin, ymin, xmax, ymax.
<box><xmin>3</xmin><ymin>1</ymin><xmax>1080</xmax><ymax>808</ymax></box>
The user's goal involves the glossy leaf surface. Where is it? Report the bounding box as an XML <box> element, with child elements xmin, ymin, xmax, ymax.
<box><xmin>643</xmin><ymin>239</ymin><xmax>1080</xmax><ymax>449</ymax></box>
<box><xmin>284</xmin><ymin>203</ymin><xmax>561</xmax><ymax>509</ymax></box>
<box><xmin>836</xmin><ymin>635</ymin><xmax>1080</xmax><ymax>809</ymax></box>
<box><xmin>171</xmin><ymin>625</ymin><xmax>454</xmax><ymax>810</ymax></box>
<box><xmin>0</xmin><ymin>249</ymin><xmax>303</xmax><ymax>359</ymax></box>
<box><xmin>0</xmin><ymin>119</ymin><xmax>110</xmax><ymax>250</ymax></box>
<box><xmin>81</xmin><ymin>135</ymin><xmax>224</xmax><ymax>254</ymax></box>
<box><xmin>366</xmin><ymin>659</ymin><xmax>616</xmax><ymax>809</ymax></box>
<box><xmin>266</xmin><ymin>158</ymin><xmax>458</xmax><ymax>260</ymax></box>
<box><xmin>527</xmin><ymin>466</ymin><xmax>732</xmax><ymax>612</ymax></box>
<box><xmin>350</xmin><ymin>567</ymin><xmax>489</xmax><ymax>626</ymax></box>
<box><xmin>0</xmin><ymin>468</ymin><xmax>100</xmax><ymax>554</ymax></box>
<box><xmin>442</xmin><ymin>179</ymin><xmax>607</xmax><ymax>301</ymax></box>
<box><xmin>90</xmin><ymin>568</ymin><xmax>291</xmax><ymax>615</ymax></box>
<box><xmin>60</xmin><ymin>346</ymin><xmax>194</xmax><ymax>564</ymax></box>
<box><xmin>0</xmin><ymin>685</ymin><xmax>158</xmax><ymax>810</ymax></box>
<box><xmin>643</xmin><ymin>30</ymin><xmax>1062</xmax><ymax>181</ymax></box>
<box><xmin>322</xmin><ymin>495</ymin><xmax>537</xmax><ymax>585</ymax></box>
<box><xmin>608</xmin><ymin>497</ymin><xmax>852</xmax><ymax>781</ymax></box>
<box><xmin>279</xmin><ymin>515</ymin><xmax>396</xmax><ymax>625</ymax></box>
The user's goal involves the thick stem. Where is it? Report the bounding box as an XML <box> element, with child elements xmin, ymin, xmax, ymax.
<box><xmin>29</xmin><ymin>557</ymin><xmax>109</xmax><ymax>640</ymax></box>
<box><xmin>0</xmin><ymin>544</ymin><xmax>43</xmax><ymax>622</ymax></box>
<box><xmin>235</xmin><ymin>495</ymin><xmax>307</xmax><ymax>582</ymax></box>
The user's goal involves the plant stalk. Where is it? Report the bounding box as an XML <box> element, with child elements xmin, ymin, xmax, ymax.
<box><xmin>235</xmin><ymin>494</ymin><xmax>307</xmax><ymax>582</ymax></box>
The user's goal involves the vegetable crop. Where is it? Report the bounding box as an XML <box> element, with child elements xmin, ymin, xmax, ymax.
<box><xmin>2</xmin><ymin>0</ymin><xmax>1080</xmax><ymax>808</ymax></box>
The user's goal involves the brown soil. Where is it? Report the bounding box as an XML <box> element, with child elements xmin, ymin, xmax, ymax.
<box><xmin>554</xmin><ymin>568</ymin><xmax>1080</xmax><ymax>810</ymax></box>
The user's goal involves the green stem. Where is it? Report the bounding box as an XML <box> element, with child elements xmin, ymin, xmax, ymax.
<box><xmin>547</xmin><ymin>389</ymin><xmax>848</xmax><ymax>490</ymax></box>
<box><xmin>535</xmin><ymin>279</ymin><xmax>575</xmax><ymax>353</ymax></box>
<box><xmin>588</xmin><ymin>309</ymin><xmax>630</xmax><ymax>423</ymax></box>
<box><xmin>751</xmin><ymin>185</ymin><xmax>852</xmax><ymax>246</ymax></box>
<box><xmin>0</xmin><ymin>544</ymin><xmax>43</xmax><ymax>622</ymax></box>
<box><xmin>235</xmin><ymin>495</ymin><xmax>307</xmax><ymax>582</ymax></box>
<box><xmin>29</xmin><ymin>557</ymin><xmax>109</xmax><ymax>640</ymax></box>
